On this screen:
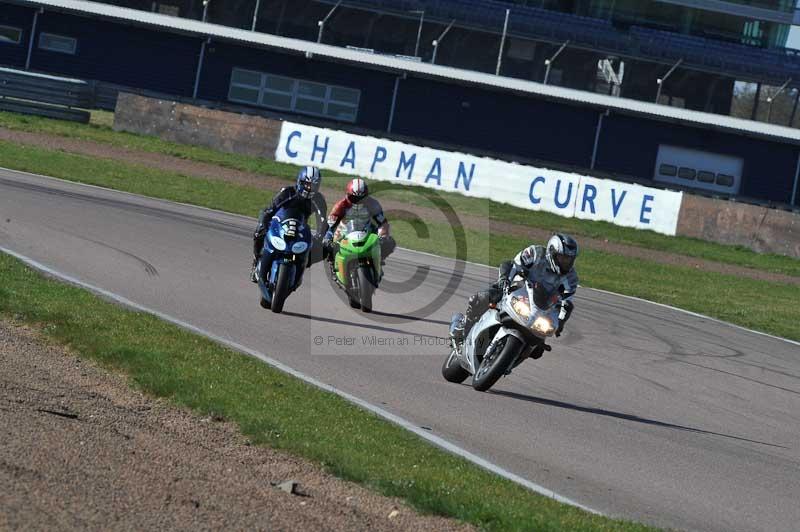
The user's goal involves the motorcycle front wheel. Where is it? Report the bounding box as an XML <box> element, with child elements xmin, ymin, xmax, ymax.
<box><xmin>357</xmin><ymin>266</ymin><xmax>375</xmax><ymax>313</ymax></box>
<box><xmin>270</xmin><ymin>263</ymin><xmax>292</xmax><ymax>314</ymax></box>
<box><xmin>472</xmin><ymin>335</ymin><xmax>522</xmax><ymax>392</ymax></box>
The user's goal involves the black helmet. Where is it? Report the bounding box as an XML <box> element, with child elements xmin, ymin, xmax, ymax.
<box><xmin>296</xmin><ymin>166</ymin><xmax>321</xmax><ymax>199</ymax></box>
<box><xmin>546</xmin><ymin>233</ymin><xmax>578</xmax><ymax>275</ymax></box>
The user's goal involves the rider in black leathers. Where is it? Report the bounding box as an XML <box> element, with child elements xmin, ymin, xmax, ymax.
<box><xmin>250</xmin><ymin>166</ymin><xmax>328</xmax><ymax>284</ymax></box>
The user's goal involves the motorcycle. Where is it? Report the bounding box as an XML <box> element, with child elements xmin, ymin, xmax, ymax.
<box><xmin>331</xmin><ymin>207</ymin><xmax>382</xmax><ymax>313</ymax></box>
<box><xmin>256</xmin><ymin>206</ymin><xmax>313</xmax><ymax>314</ymax></box>
<box><xmin>442</xmin><ymin>265</ymin><xmax>564</xmax><ymax>392</ymax></box>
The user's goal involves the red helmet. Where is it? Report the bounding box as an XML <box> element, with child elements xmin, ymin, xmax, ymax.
<box><xmin>346</xmin><ymin>178</ymin><xmax>368</xmax><ymax>204</ymax></box>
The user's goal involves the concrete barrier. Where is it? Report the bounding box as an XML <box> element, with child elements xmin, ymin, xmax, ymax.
<box><xmin>114</xmin><ymin>93</ymin><xmax>800</xmax><ymax>258</ymax></box>
<box><xmin>677</xmin><ymin>195</ymin><xmax>800</xmax><ymax>258</ymax></box>
<box><xmin>113</xmin><ymin>93</ymin><xmax>281</xmax><ymax>158</ymax></box>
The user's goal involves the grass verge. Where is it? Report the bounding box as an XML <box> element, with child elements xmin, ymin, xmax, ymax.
<box><xmin>2</xmin><ymin>139</ymin><xmax>798</xmax><ymax>341</ymax></box>
<box><xmin>1</xmin><ymin>110</ymin><xmax>799</xmax><ymax>277</ymax></box>
<box><xmin>0</xmin><ymin>252</ymin><xmax>654</xmax><ymax>531</ymax></box>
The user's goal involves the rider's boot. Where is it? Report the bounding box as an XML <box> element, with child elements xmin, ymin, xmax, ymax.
<box><xmin>449</xmin><ymin>313</ymin><xmax>466</xmax><ymax>349</ymax></box>
<box><xmin>250</xmin><ymin>257</ymin><xmax>259</xmax><ymax>283</ymax></box>
<box><xmin>529</xmin><ymin>342</ymin><xmax>552</xmax><ymax>360</ymax></box>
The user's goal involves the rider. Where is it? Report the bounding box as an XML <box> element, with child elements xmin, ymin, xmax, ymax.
<box><xmin>250</xmin><ymin>166</ymin><xmax>328</xmax><ymax>283</ymax></box>
<box><xmin>322</xmin><ymin>178</ymin><xmax>396</xmax><ymax>263</ymax></box>
<box><xmin>457</xmin><ymin>233</ymin><xmax>579</xmax><ymax>356</ymax></box>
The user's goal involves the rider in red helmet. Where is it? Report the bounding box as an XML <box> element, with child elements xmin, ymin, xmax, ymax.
<box><xmin>322</xmin><ymin>178</ymin><xmax>395</xmax><ymax>262</ymax></box>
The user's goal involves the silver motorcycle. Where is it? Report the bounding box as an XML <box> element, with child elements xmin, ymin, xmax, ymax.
<box><xmin>442</xmin><ymin>269</ymin><xmax>564</xmax><ymax>392</ymax></box>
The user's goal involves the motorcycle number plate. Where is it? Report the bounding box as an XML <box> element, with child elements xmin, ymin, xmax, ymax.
<box><xmin>348</xmin><ymin>231</ymin><xmax>367</xmax><ymax>241</ymax></box>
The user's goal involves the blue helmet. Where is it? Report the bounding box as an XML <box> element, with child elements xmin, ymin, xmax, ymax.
<box><xmin>296</xmin><ymin>166</ymin><xmax>321</xmax><ymax>199</ymax></box>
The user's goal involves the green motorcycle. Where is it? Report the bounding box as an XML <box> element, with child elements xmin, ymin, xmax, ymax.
<box><xmin>332</xmin><ymin>215</ymin><xmax>382</xmax><ymax>313</ymax></box>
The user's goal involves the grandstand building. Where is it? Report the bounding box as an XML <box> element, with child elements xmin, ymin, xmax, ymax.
<box><xmin>92</xmin><ymin>0</ymin><xmax>800</xmax><ymax>119</ymax></box>
<box><xmin>2</xmin><ymin>0</ymin><xmax>800</xmax><ymax>209</ymax></box>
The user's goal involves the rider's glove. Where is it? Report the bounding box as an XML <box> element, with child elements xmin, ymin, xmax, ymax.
<box><xmin>498</xmin><ymin>277</ymin><xmax>511</xmax><ymax>294</ymax></box>
<box><xmin>322</xmin><ymin>230</ymin><xmax>334</xmax><ymax>258</ymax></box>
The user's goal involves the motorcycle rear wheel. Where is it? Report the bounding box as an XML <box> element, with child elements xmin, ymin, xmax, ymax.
<box><xmin>472</xmin><ymin>336</ymin><xmax>522</xmax><ymax>392</ymax></box>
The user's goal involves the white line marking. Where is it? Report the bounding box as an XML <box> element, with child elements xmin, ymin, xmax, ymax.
<box><xmin>586</xmin><ymin>286</ymin><xmax>800</xmax><ymax>347</ymax></box>
<box><xmin>0</xmin><ymin>245</ymin><xmax>600</xmax><ymax>515</ymax></box>
<box><xmin>401</xmin><ymin>247</ymin><xmax>800</xmax><ymax>346</ymax></box>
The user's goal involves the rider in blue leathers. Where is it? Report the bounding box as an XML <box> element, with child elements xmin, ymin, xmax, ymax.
<box><xmin>250</xmin><ymin>166</ymin><xmax>328</xmax><ymax>285</ymax></box>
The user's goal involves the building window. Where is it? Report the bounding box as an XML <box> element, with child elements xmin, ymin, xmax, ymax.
<box><xmin>38</xmin><ymin>33</ymin><xmax>77</xmax><ymax>54</ymax></box>
<box><xmin>678</xmin><ymin>167</ymin><xmax>696</xmax><ymax>180</ymax></box>
<box><xmin>228</xmin><ymin>68</ymin><xmax>360</xmax><ymax>123</ymax></box>
<box><xmin>697</xmin><ymin>170</ymin><xmax>716</xmax><ymax>183</ymax></box>
<box><xmin>0</xmin><ymin>25</ymin><xmax>22</xmax><ymax>44</ymax></box>
<box><xmin>658</xmin><ymin>164</ymin><xmax>677</xmax><ymax>177</ymax></box>
<box><xmin>156</xmin><ymin>3</ymin><xmax>180</xmax><ymax>16</ymax></box>
<box><xmin>716</xmin><ymin>174</ymin><xmax>734</xmax><ymax>187</ymax></box>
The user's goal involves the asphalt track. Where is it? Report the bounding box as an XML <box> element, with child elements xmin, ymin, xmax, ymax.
<box><xmin>2</xmin><ymin>169</ymin><xmax>799</xmax><ymax>532</ymax></box>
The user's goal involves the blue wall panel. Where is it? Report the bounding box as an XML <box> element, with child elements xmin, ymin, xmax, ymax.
<box><xmin>392</xmin><ymin>77</ymin><xmax>600</xmax><ymax>168</ymax></box>
<box><xmin>597</xmin><ymin>114</ymin><xmax>798</xmax><ymax>203</ymax></box>
<box><xmin>0</xmin><ymin>4</ymin><xmax>34</xmax><ymax>69</ymax></box>
<box><xmin>29</xmin><ymin>11</ymin><xmax>199</xmax><ymax>95</ymax></box>
<box><xmin>199</xmin><ymin>42</ymin><xmax>396</xmax><ymax>131</ymax></box>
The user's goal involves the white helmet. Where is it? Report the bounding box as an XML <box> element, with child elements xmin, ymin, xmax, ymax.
<box><xmin>546</xmin><ymin>233</ymin><xmax>578</xmax><ymax>275</ymax></box>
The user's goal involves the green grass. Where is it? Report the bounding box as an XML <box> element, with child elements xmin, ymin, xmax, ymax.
<box><xmin>1</xmin><ymin>138</ymin><xmax>798</xmax><ymax>341</ymax></box>
<box><xmin>390</xmin><ymin>220</ymin><xmax>800</xmax><ymax>341</ymax></box>
<box><xmin>1</xmin><ymin>110</ymin><xmax>799</xmax><ymax>277</ymax></box>
<box><xmin>0</xmin><ymin>252</ymin><xmax>654</xmax><ymax>532</ymax></box>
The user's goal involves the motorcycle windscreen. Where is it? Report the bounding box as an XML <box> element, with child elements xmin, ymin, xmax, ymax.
<box><xmin>272</xmin><ymin>207</ymin><xmax>306</xmax><ymax>238</ymax></box>
<box><xmin>342</xmin><ymin>204</ymin><xmax>373</xmax><ymax>237</ymax></box>
<box><xmin>530</xmin><ymin>266</ymin><xmax>562</xmax><ymax>310</ymax></box>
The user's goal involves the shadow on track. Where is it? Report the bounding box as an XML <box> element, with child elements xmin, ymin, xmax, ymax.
<box><xmin>489</xmin><ymin>389</ymin><xmax>788</xmax><ymax>449</ymax></box>
<box><xmin>281</xmin><ymin>311</ymin><xmax>446</xmax><ymax>340</ymax></box>
<box><xmin>368</xmin><ymin>310</ymin><xmax>450</xmax><ymax>326</ymax></box>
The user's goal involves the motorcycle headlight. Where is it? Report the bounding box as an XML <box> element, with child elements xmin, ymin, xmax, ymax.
<box><xmin>510</xmin><ymin>296</ymin><xmax>532</xmax><ymax>320</ymax></box>
<box><xmin>269</xmin><ymin>235</ymin><xmax>286</xmax><ymax>251</ymax></box>
<box><xmin>532</xmin><ymin>316</ymin><xmax>555</xmax><ymax>335</ymax></box>
<box><xmin>291</xmin><ymin>241</ymin><xmax>309</xmax><ymax>254</ymax></box>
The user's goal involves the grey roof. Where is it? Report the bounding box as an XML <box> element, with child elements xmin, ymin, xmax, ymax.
<box><xmin>18</xmin><ymin>0</ymin><xmax>800</xmax><ymax>145</ymax></box>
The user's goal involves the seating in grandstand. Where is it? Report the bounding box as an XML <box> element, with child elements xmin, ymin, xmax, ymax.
<box><xmin>320</xmin><ymin>0</ymin><xmax>800</xmax><ymax>84</ymax></box>
<box><xmin>630</xmin><ymin>26</ymin><xmax>799</xmax><ymax>83</ymax></box>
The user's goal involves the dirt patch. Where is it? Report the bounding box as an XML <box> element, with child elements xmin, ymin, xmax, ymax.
<box><xmin>0</xmin><ymin>320</ymin><xmax>472</xmax><ymax>532</ymax></box>
<box><xmin>1</xmin><ymin>127</ymin><xmax>797</xmax><ymax>286</ymax></box>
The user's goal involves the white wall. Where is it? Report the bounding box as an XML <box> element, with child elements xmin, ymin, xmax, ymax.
<box><xmin>276</xmin><ymin>121</ymin><xmax>684</xmax><ymax>235</ymax></box>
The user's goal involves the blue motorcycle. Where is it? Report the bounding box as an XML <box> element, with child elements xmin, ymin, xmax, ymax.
<box><xmin>257</xmin><ymin>206</ymin><xmax>313</xmax><ymax>313</ymax></box>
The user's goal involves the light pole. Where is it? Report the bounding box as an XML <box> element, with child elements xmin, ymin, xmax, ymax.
<box><xmin>410</xmin><ymin>9</ymin><xmax>425</xmax><ymax>58</ymax></box>
<box><xmin>317</xmin><ymin>0</ymin><xmax>342</xmax><ymax>44</ymax></box>
<box><xmin>767</xmin><ymin>78</ymin><xmax>792</xmax><ymax>123</ymax></box>
<box><xmin>194</xmin><ymin>0</ymin><xmax>211</xmax><ymax>99</ymax></box>
<box><xmin>431</xmin><ymin>19</ymin><xmax>455</xmax><ymax>64</ymax></box>
<box><xmin>655</xmin><ymin>58</ymin><xmax>683</xmax><ymax>104</ymax></box>
<box><xmin>251</xmin><ymin>0</ymin><xmax>261</xmax><ymax>31</ymax></box>
<box><xmin>495</xmin><ymin>8</ymin><xmax>510</xmax><ymax>75</ymax></box>
<box><xmin>543</xmin><ymin>40</ymin><xmax>569</xmax><ymax>85</ymax></box>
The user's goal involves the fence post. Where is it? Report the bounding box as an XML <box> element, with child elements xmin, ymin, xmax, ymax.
<box><xmin>25</xmin><ymin>8</ymin><xmax>42</xmax><ymax>70</ymax></box>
